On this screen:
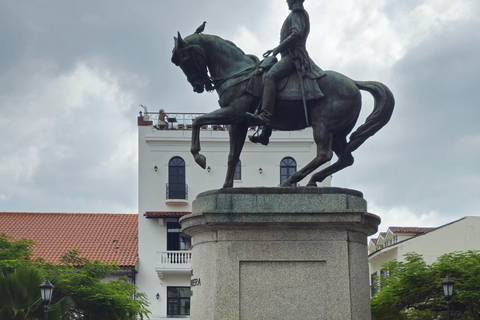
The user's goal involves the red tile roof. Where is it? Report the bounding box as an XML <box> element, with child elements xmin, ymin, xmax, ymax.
<box><xmin>0</xmin><ymin>212</ymin><xmax>138</xmax><ymax>267</ymax></box>
<box><xmin>388</xmin><ymin>227</ymin><xmax>436</xmax><ymax>234</ymax></box>
<box><xmin>144</xmin><ymin>211</ymin><xmax>191</xmax><ymax>218</ymax></box>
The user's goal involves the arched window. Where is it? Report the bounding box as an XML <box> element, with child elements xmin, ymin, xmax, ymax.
<box><xmin>280</xmin><ymin>157</ymin><xmax>297</xmax><ymax>186</ymax></box>
<box><xmin>234</xmin><ymin>160</ymin><xmax>241</xmax><ymax>180</ymax></box>
<box><xmin>168</xmin><ymin>157</ymin><xmax>186</xmax><ymax>199</ymax></box>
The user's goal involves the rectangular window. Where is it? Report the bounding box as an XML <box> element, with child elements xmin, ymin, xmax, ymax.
<box><xmin>371</xmin><ymin>272</ymin><xmax>378</xmax><ymax>297</ymax></box>
<box><xmin>234</xmin><ymin>160</ymin><xmax>241</xmax><ymax>180</ymax></box>
<box><xmin>167</xmin><ymin>287</ymin><xmax>190</xmax><ymax>317</ymax></box>
<box><xmin>167</xmin><ymin>222</ymin><xmax>191</xmax><ymax>251</ymax></box>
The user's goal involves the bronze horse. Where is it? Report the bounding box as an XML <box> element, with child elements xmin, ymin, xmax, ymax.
<box><xmin>171</xmin><ymin>32</ymin><xmax>394</xmax><ymax>188</ymax></box>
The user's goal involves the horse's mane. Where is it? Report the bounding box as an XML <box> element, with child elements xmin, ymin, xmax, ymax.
<box><xmin>185</xmin><ymin>33</ymin><xmax>259</xmax><ymax>63</ymax></box>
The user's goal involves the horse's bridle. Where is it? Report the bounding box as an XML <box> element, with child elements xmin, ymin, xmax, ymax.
<box><xmin>178</xmin><ymin>46</ymin><xmax>214</xmax><ymax>92</ymax></box>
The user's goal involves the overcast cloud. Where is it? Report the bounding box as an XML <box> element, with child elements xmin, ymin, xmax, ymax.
<box><xmin>0</xmin><ymin>0</ymin><xmax>479</xmax><ymax>234</ymax></box>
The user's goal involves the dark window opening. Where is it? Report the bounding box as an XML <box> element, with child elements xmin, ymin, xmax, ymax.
<box><xmin>167</xmin><ymin>222</ymin><xmax>191</xmax><ymax>251</ymax></box>
<box><xmin>234</xmin><ymin>160</ymin><xmax>241</xmax><ymax>180</ymax></box>
<box><xmin>280</xmin><ymin>157</ymin><xmax>297</xmax><ymax>186</ymax></box>
<box><xmin>167</xmin><ymin>287</ymin><xmax>190</xmax><ymax>317</ymax></box>
<box><xmin>168</xmin><ymin>157</ymin><xmax>186</xmax><ymax>199</ymax></box>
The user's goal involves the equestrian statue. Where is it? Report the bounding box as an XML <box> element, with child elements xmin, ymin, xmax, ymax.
<box><xmin>171</xmin><ymin>0</ymin><xmax>394</xmax><ymax>189</ymax></box>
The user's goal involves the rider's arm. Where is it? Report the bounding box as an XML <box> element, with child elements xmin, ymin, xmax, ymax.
<box><xmin>273</xmin><ymin>12</ymin><xmax>307</xmax><ymax>56</ymax></box>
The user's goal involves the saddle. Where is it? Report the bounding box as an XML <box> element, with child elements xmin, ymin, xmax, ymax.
<box><xmin>246</xmin><ymin>56</ymin><xmax>324</xmax><ymax>101</ymax></box>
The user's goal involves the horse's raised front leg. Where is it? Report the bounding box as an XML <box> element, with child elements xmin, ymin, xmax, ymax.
<box><xmin>223</xmin><ymin>124</ymin><xmax>249</xmax><ymax>188</ymax></box>
<box><xmin>190</xmin><ymin>107</ymin><xmax>240</xmax><ymax>170</ymax></box>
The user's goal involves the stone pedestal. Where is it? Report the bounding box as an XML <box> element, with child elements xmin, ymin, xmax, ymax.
<box><xmin>180</xmin><ymin>187</ymin><xmax>380</xmax><ymax>320</ymax></box>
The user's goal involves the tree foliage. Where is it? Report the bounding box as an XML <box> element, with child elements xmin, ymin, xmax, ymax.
<box><xmin>43</xmin><ymin>250</ymin><xmax>150</xmax><ymax>320</ymax></box>
<box><xmin>0</xmin><ymin>236</ymin><xmax>150</xmax><ymax>320</ymax></box>
<box><xmin>0</xmin><ymin>265</ymin><xmax>74</xmax><ymax>320</ymax></box>
<box><xmin>371</xmin><ymin>251</ymin><xmax>480</xmax><ymax>320</ymax></box>
<box><xmin>0</xmin><ymin>234</ymin><xmax>36</xmax><ymax>272</ymax></box>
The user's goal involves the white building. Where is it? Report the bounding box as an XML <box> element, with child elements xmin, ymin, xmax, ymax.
<box><xmin>368</xmin><ymin>216</ymin><xmax>480</xmax><ymax>296</ymax></box>
<box><xmin>136</xmin><ymin>112</ymin><xmax>331</xmax><ymax>319</ymax></box>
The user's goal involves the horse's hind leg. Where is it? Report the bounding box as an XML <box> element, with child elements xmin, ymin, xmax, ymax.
<box><xmin>306</xmin><ymin>134</ymin><xmax>354</xmax><ymax>186</ymax></box>
<box><xmin>280</xmin><ymin>124</ymin><xmax>333</xmax><ymax>187</ymax></box>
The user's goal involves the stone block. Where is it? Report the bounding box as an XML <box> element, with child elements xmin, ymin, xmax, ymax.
<box><xmin>180</xmin><ymin>187</ymin><xmax>380</xmax><ymax>320</ymax></box>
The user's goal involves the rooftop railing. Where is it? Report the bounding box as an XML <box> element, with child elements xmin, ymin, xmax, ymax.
<box><xmin>141</xmin><ymin>112</ymin><xmax>231</xmax><ymax>131</ymax></box>
<box><xmin>139</xmin><ymin>111</ymin><xmax>260</xmax><ymax>131</ymax></box>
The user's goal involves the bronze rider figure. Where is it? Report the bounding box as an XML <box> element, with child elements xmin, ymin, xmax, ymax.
<box><xmin>246</xmin><ymin>0</ymin><xmax>324</xmax><ymax>133</ymax></box>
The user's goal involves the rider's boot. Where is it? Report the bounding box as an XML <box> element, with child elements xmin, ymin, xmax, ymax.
<box><xmin>246</xmin><ymin>78</ymin><xmax>275</xmax><ymax>126</ymax></box>
<box><xmin>248</xmin><ymin>127</ymin><xmax>273</xmax><ymax>146</ymax></box>
<box><xmin>248</xmin><ymin>133</ymin><xmax>270</xmax><ymax>146</ymax></box>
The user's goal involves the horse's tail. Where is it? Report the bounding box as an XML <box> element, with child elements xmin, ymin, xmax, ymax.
<box><xmin>345</xmin><ymin>81</ymin><xmax>395</xmax><ymax>153</ymax></box>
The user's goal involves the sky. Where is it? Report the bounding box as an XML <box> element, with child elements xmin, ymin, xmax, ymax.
<box><xmin>0</xmin><ymin>0</ymin><xmax>479</xmax><ymax>235</ymax></box>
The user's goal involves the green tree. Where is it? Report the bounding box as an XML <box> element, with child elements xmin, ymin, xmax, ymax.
<box><xmin>1</xmin><ymin>236</ymin><xmax>150</xmax><ymax>320</ymax></box>
<box><xmin>44</xmin><ymin>250</ymin><xmax>150</xmax><ymax>320</ymax></box>
<box><xmin>0</xmin><ymin>234</ymin><xmax>36</xmax><ymax>272</ymax></box>
<box><xmin>0</xmin><ymin>265</ymin><xmax>73</xmax><ymax>320</ymax></box>
<box><xmin>371</xmin><ymin>251</ymin><xmax>480</xmax><ymax>320</ymax></box>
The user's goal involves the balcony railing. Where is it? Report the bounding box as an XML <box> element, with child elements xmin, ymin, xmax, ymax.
<box><xmin>158</xmin><ymin>251</ymin><xmax>192</xmax><ymax>265</ymax></box>
<box><xmin>155</xmin><ymin>251</ymin><xmax>192</xmax><ymax>279</ymax></box>
<box><xmin>166</xmin><ymin>183</ymin><xmax>188</xmax><ymax>200</ymax></box>
<box><xmin>142</xmin><ymin>112</ymin><xmax>229</xmax><ymax>131</ymax></box>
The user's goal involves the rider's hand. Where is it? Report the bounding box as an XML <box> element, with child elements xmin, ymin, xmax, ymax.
<box><xmin>263</xmin><ymin>49</ymin><xmax>274</xmax><ymax>58</ymax></box>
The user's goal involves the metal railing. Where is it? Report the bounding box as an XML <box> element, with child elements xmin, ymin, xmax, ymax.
<box><xmin>141</xmin><ymin>112</ymin><xmax>231</xmax><ymax>131</ymax></box>
<box><xmin>166</xmin><ymin>183</ymin><xmax>188</xmax><ymax>200</ymax></box>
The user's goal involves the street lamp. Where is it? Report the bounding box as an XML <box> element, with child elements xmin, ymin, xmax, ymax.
<box><xmin>442</xmin><ymin>274</ymin><xmax>454</xmax><ymax>320</ymax></box>
<box><xmin>39</xmin><ymin>278</ymin><xmax>54</xmax><ymax>320</ymax></box>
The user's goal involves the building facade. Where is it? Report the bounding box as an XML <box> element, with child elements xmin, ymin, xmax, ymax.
<box><xmin>368</xmin><ymin>216</ymin><xmax>480</xmax><ymax>296</ymax></box>
<box><xmin>136</xmin><ymin>112</ymin><xmax>331</xmax><ymax>319</ymax></box>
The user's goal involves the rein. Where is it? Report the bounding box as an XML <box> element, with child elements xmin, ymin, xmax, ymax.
<box><xmin>211</xmin><ymin>65</ymin><xmax>258</xmax><ymax>89</ymax></box>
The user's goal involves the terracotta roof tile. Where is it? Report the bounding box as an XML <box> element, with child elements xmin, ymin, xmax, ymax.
<box><xmin>144</xmin><ymin>211</ymin><xmax>191</xmax><ymax>218</ymax></box>
<box><xmin>0</xmin><ymin>212</ymin><xmax>138</xmax><ymax>267</ymax></box>
<box><xmin>388</xmin><ymin>227</ymin><xmax>436</xmax><ymax>234</ymax></box>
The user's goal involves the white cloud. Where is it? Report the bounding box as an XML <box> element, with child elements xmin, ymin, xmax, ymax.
<box><xmin>0</xmin><ymin>62</ymin><xmax>138</xmax><ymax>211</ymax></box>
<box><xmin>369</xmin><ymin>204</ymin><xmax>452</xmax><ymax>238</ymax></box>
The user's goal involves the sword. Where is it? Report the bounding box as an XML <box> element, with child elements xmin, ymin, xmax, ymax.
<box><xmin>296</xmin><ymin>64</ymin><xmax>309</xmax><ymax>126</ymax></box>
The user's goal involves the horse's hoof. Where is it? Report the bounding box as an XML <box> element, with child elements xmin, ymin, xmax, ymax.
<box><xmin>195</xmin><ymin>154</ymin><xmax>206</xmax><ymax>169</ymax></box>
<box><xmin>306</xmin><ymin>182</ymin><xmax>317</xmax><ymax>187</ymax></box>
<box><xmin>222</xmin><ymin>182</ymin><xmax>233</xmax><ymax>188</ymax></box>
<box><xmin>280</xmin><ymin>181</ymin><xmax>293</xmax><ymax>187</ymax></box>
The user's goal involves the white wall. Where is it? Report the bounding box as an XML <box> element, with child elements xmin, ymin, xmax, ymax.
<box><xmin>369</xmin><ymin>217</ymin><xmax>480</xmax><ymax>288</ymax></box>
<box><xmin>137</xmin><ymin>124</ymin><xmax>332</xmax><ymax>318</ymax></box>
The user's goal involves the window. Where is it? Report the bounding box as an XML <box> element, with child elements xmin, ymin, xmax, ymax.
<box><xmin>167</xmin><ymin>222</ymin><xmax>191</xmax><ymax>251</ymax></box>
<box><xmin>167</xmin><ymin>287</ymin><xmax>190</xmax><ymax>317</ymax></box>
<box><xmin>393</xmin><ymin>235</ymin><xmax>398</xmax><ymax>244</ymax></box>
<box><xmin>234</xmin><ymin>160</ymin><xmax>241</xmax><ymax>180</ymax></box>
<box><xmin>280</xmin><ymin>157</ymin><xmax>297</xmax><ymax>186</ymax></box>
<box><xmin>168</xmin><ymin>157</ymin><xmax>186</xmax><ymax>199</ymax></box>
<box><xmin>371</xmin><ymin>272</ymin><xmax>378</xmax><ymax>297</ymax></box>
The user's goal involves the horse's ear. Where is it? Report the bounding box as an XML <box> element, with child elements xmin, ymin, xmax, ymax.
<box><xmin>177</xmin><ymin>32</ymin><xmax>187</xmax><ymax>49</ymax></box>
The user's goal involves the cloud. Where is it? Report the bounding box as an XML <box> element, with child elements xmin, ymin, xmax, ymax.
<box><xmin>0</xmin><ymin>0</ymin><xmax>479</xmax><ymax>224</ymax></box>
<box><xmin>0</xmin><ymin>62</ymin><xmax>138</xmax><ymax>212</ymax></box>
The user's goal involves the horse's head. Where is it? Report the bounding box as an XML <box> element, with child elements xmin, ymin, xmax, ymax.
<box><xmin>171</xmin><ymin>32</ymin><xmax>213</xmax><ymax>93</ymax></box>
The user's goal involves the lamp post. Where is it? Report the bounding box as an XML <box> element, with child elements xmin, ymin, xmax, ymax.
<box><xmin>39</xmin><ymin>278</ymin><xmax>54</xmax><ymax>320</ymax></box>
<box><xmin>442</xmin><ymin>274</ymin><xmax>454</xmax><ymax>320</ymax></box>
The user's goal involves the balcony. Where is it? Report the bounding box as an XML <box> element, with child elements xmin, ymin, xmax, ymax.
<box><xmin>155</xmin><ymin>251</ymin><xmax>192</xmax><ymax>279</ymax></box>
<box><xmin>165</xmin><ymin>183</ymin><xmax>188</xmax><ymax>206</ymax></box>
